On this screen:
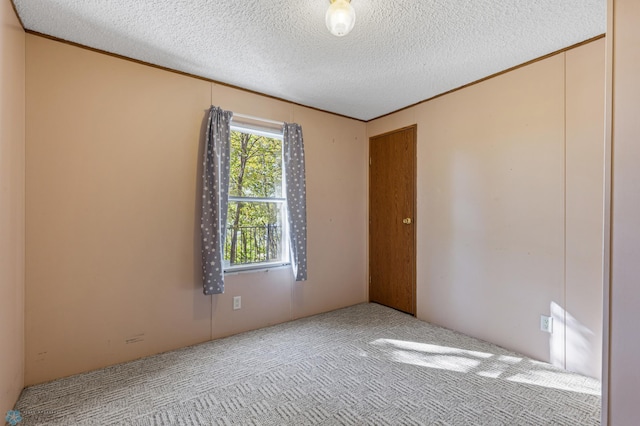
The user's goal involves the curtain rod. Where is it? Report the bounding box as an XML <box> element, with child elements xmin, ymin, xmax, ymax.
<box><xmin>232</xmin><ymin>113</ymin><xmax>284</xmax><ymax>127</ymax></box>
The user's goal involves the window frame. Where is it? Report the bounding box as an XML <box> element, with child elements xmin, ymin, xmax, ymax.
<box><xmin>223</xmin><ymin>121</ymin><xmax>290</xmax><ymax>273</ymax></box>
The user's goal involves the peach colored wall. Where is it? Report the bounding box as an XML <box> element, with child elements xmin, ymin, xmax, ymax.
<box><xmin>367</xmin><ymin>39</ymin><xmax>605</xmax><ymax>378</ymax></box>
<box><xmin>416</xmin><ymin>54</ymin><xmax>566</xmax><ymax>365</ymax></box>
<box><xmin>565</xmin><ymin>39</ymin><xmax>605</xmax><ymax>380</ymax></box>
<box><xmin>25</xmin><ymin>35</ymin><xmax>367</xmax><ymax>385</ymax></box>
<box><xmin>290</xmin><ymin>105</ymin><xmax>368</xmax><ymax>319</ymax></box>
<box><xmin>606</xmin><ymin>0</ymin><xmax>640</xmax><ymax>423</ymax></box>
<box><xmin>25</xmin><ymin>35</ymin><xmax>213</xmax><ymax>385</ymax></box>
<box><xmin>0</xmin><ymin>0</ymin><xmax>25</xmax><ymax>415</ymax></box>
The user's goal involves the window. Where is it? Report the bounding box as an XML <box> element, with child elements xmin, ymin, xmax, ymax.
<box><xmin>224</xmin><ymin>122</ymin><xmax>289</xmax><ymax>271</ymax></box>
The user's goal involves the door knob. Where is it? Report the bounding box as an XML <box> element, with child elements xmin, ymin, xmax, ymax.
<box><xmin>403</xmin><ymin>218</ymin><xmax>412</xmax><ymax>224</ymax></box>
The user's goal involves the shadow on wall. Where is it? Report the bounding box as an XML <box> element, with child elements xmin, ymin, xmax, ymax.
<box><xmin>550</xmin><ymin>301</ymin><xmax>596</xmax><ymax>377</ymax></box>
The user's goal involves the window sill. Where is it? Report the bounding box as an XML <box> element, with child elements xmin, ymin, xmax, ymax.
<box><xmin>224</xmin><ymin>262</ymin><xmax>291</xmax><ymax>275</ymax></box>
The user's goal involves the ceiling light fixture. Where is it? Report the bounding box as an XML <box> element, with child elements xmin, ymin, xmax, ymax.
<box><xmin>326</xmin><ymin>0</ymin><xmax>356</xmax><ymax>37</ymax></box>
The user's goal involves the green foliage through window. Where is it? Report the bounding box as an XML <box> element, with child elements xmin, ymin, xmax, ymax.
<box><xmin>224</xmin><ymin>128</ymin><xmax>286</xmax><ymax>267</ymax></box>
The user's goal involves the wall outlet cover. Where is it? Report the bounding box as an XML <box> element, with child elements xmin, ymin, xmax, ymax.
<box><xmin>540</xmin><ymin>315</ymin><xmax>553</xmax><ymax>333</ymax></box>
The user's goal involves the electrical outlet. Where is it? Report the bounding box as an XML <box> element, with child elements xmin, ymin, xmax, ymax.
<box><xmin>540</xmin><ymin>315</ymin><xmax>553</xmax><ymax>333</ymax></box>
<box><xmin>233</xmin><ymin>296</ymin><xmax>241</xmax><ymax>310</ymax></box>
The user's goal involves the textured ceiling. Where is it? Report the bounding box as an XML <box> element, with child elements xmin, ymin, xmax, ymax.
<box><xmin>13</xmin><ymin>0</ymin><xmax>605</xmax><ymax>121</ymax></box>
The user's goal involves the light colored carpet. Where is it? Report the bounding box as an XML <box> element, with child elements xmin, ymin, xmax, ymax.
<box><xmin>14</xmin><ymin>303</ymin><xmax>601</xmax><ymax>425</ymax></box>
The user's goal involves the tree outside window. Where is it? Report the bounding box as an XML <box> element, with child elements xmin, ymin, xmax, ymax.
<box><xmin>225</xmin><ymin>126</ymin><xmax>288</xmax><ymax>268</ymax></box>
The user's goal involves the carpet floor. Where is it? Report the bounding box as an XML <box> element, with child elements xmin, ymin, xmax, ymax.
<box><xmin>14</xmin><ymin>303</ymin><xmax>601</xmax><ymax>425</ymax></box>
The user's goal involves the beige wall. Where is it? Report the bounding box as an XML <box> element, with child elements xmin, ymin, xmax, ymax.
<box><xmin>0</xmin><ymin>0</ymin><xmax>25</xmax><ymax>415</ymax></box>
<box><xmin>606</xmin><ymin>0</ymin><xmax>640</xmax><ymax>423</ymax></box>
<box><xmin>565</xmin><ymin>40</ymin><xmax>605</xmax><ymax>380</ymax></box>
<box><xmin>25</xmin><ymin>35</ymin><xmax>367</xmax><ymax>385</ymax></box>
<box><xmin>367</xmin><ymin>39</ymin><xmax>605</xmax><ymax>378</ymax></box>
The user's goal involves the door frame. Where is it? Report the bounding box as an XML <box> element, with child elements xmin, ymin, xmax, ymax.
<box><xmin>368</xmin><ymin>124</ymin><xmax>417</xmax><ymax>315</ymax></box>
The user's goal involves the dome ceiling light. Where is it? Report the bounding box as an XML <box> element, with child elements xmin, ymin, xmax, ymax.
<box><xmin>325</xmin><ymin>0</ymin><xmax>356</xmax><ymax>37</ymax></box>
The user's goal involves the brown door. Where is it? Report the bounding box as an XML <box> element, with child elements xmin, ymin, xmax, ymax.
<box><xmin>369</xmin><ymin>125</ymin><xmax>416</xmax><ymax>315</ymax></box>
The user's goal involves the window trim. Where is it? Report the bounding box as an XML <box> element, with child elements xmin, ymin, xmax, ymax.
<box><xmin>224</xmin><ymin>261</ymin><xmax>291</xmax><ymax>275</ymax></box>
<box><xmin>230</xmin><ymin>123</ymin><xmax>282</xmax><ymax>140</ymax></box>
<box><xmin>224</xmin><ymin>121</ymin><xmax>291</xmax><ymax>274</ymax></box>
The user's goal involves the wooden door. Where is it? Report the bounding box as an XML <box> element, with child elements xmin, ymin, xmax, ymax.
<box><xmin>369</xmin><ymin>125</ymin><xmax>416</xmax><ymax>315</ymax></box>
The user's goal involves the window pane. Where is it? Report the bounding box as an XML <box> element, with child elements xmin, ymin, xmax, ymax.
<box><xmin>228</xmin><ymin>130</ymin><xmax>282</xmax><ymax>198</ymax></box>
<box><xmin>224</xmin><ymin>201</ymin><xmax>286</xmax><ymax>266</ymax></box>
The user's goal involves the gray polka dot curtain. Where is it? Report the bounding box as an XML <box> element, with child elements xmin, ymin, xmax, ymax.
<box><xmin>283</xmin><ymin>123</ymin><xmax>308</xmax><ymax>281</ymax></box>
<box><xmin>200</xmin><ymin>106</ymin><xmax>233</xmax><ymax>295</ymax></box>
